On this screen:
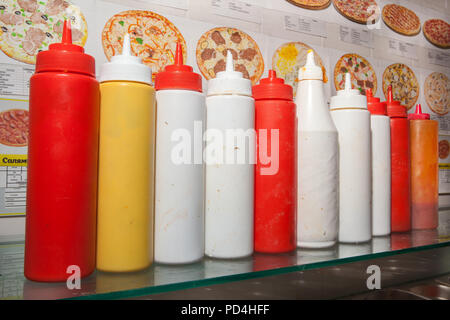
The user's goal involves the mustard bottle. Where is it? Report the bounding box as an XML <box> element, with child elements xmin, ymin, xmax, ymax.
<box><xmin>97</xmin><ymin>34</ymin><xmax>155</xmax><ymax>272</ymax></box>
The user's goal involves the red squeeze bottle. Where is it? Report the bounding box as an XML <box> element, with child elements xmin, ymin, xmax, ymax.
<box><xmin>24</xmin><ymin>21</ymin><xmax>99</xmax><ymax>282</ymax></box>
<box><xmin>386</xmin><ymin>85</ymin><xmax>411</xmax><ymax>233</ymax></box>
<box><xmin>253</xmin><ymin>70</ymin><xmax>297</xmax><ymax>253</ymax></box>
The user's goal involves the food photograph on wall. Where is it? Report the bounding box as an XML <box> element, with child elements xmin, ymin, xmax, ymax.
<box><xmin>0</xmin><ymin>0</ymin><xmax>449</xmax><ymax>305</ymax></box>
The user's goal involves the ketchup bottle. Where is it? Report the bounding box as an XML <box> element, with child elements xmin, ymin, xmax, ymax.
<box><xmin>386</xmin><ymin>85</ymin><xmax>411</xmax><ymax>233</ymax></box>
<box><xmin>253</xmin><ymin>70</ymin><xmax>296</xmax><ymax>253</ymax></box>
<box><xmin>25</xmin><ymin>21</ymin><xmax>99</xmax><ymax>282</ymax></box>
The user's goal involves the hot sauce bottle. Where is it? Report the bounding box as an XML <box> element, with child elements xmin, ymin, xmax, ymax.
<box><xmin>25</xmin><ymin>21</ymin><xmax>99</xmax><ymax>281</ymax></box>
<box><xmin>253</xmin><ymin>70</ymin><xmax>296</xmax><ymax>253</ymax></box>
<box><xmin>387</xmin><ymin>85</ymin><xmax>411</xmax><ymax>233</ymax></box>
<box><xmin>408</xmin><ymin>104</ymin><xmax>439</xmax><ymax>230</ymax></box>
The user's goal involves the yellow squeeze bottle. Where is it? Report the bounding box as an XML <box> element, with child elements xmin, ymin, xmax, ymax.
<box><xmin>97</xmin><ymin>34</ymin><xmax>155</xmax><ymax>272</ymax></box>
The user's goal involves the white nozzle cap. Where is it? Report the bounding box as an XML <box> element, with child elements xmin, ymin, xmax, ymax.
<box><xmin>330</xmin><ymin>73</ymin><xmax>367</xmax><ymax>110</ymax></box>
<box><xmin>207</xmin><ymin>50</ymin><xmax>252</xmax><ymax>96</ymax></box>
<box><xmin>99</xmin><ymin>34</ymin><xmax>152</xmax><ymax>85</ymax></box>
<box><xmin>298</xmin><ymin>50</ymin><xmax>323</xmax><ymax>81</ymax></box>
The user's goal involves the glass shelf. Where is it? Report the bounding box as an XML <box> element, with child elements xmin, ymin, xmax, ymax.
<box><xmin>1</xmin><ymin>219</ymin><xmax>449</xmax><ymax>300</ymax></box>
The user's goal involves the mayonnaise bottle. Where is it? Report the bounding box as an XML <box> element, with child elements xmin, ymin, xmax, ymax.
<box><xmin>154</xmin><ymin>43</ymin><xmax>205</xmax><ymax>264</ymax></box>
<box><xmin>366</xmin><ymin>89</ymin><xmax>391</xmax><ymax>237</ymax></box>
<box><xmin>331</xmin><ymin>73</ymin><xmax>371</xmax><ymax>243</ymax></box>
<box><xmin>205</xmin><ymin>51</ymin><xmax>255</xmax><ymax>259</ymax></box>
<box><xmin>296</xmin><ymin>50</ymin><xmax>339</xmax><ymax>249</ymax></box>
<box><xmin>97</xmin><ymin>34</ymin><xmax>155</xmax><ymax>272</ymax></box>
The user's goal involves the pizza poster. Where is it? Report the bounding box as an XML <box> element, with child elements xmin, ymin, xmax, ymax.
<box><xmin>439</xmin><ymin>135</ymin><xmax>450</xmax><ymax>195</ymax></box>
<box><xmin>0</xmin><ymin>98</ymin><xmax>28</xmax><ymax>218</ymax></box>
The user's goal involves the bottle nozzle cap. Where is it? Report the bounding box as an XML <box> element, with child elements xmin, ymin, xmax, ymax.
<box><xmin>252</xmin><ymin>69</ymin><xmax>293</xmax><ymax>101</ymax></box>
<box><xmin>298</xmin><ymin>50</ymin><xmax>323</xmax><ymax>81</ymax></box>
<box><xmin>62</xmin><ymin>20</ymin><xmax>72</xmax><ymax>45</ymax></box>
<box><xmin>99</xmin><ymin>33</ymin><xmax>152</xmax><ymax>84</ymax></box>
<box><xmin>154</xmin><ymin>41</ymin><xmax>202</xmax><ymax>91</ymax></box>
<box><xmin>386</xmin><ymin>84</ymin><xmax>407</xmax><ymax>118</ymax></box>
<box><xmin>330</xmin><ymin>72</ymin><xmax>367</xmax><ymax>110</ymax></box>
<box><xmin>35</xmin><ymin>19</ymin><xmax>94</xmax><ymax>76</ymax></box>
<box><xmin>408</xmin><ymin>104</ymin><xmax>430</xmax><ymax>120</ymax></box>
<box><xmin>366</xmin><ymin>88</ymin><xmax>373</xmax><ymax>99</ymax></box>
<box><xmin>387</xmin><ymin>85</ymin><xmax>394</xmax><ymax>103</ymax></box>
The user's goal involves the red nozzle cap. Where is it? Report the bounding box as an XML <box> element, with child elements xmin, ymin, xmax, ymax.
<box><xmin>366</xmin><ymin>89</ymin><xmax>387</xmax><ymax>116</ymax></box>
<box><xmin>408</xmin><ymin>104</ymin><xmax>430</xmax><ymax>120</ymax></box>
<box><xmin>35</xmin><ymin>20</ymin><xmax>95</xmax><ymax>77</ymax></box>
<box><xmin>155</xmin><ymin>42</ymin><xmax>202</xmax><ymax>92</ymax></box>
<box><xmin>386</xmin><ymin>85</ymin><xmax>407</xmax><ymax>118</ymax></box>
<box><xmin>252</xmin><ymin>70</ymin><xmax>293</xmax><ymax>101</ymax></box>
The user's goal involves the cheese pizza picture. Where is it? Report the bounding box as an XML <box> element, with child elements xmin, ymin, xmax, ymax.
<box><xmin>333</xmin><ymin>0</ymin><xmax>380</xmax><ymax>24</ymax></box>
<box><xmin>272</xmin><ymin>42</ymin><xmax>327</xmax><ymax>97</ymax></box>
<box><xmin>382</xmin><ymin>63</ymin><xmax>419</xmax><ymax>110</ymax></box>
<box><xmin>334</xmin><ymin>53</ymin><xmax>377</xmax><ymax>95</ymax></box>
<box><xmin>196</xmin><ymin>27</ymin><xmax>264</xmax><ymax>85</ymax></box>
<box><xmin>0</xmin><ymin>109</ymin><xmax>29</xmax><ymax>147</ymax></box>
<box><xmin>423</xmin><ymin>19</ymin><xmax>450</xmax><ymax>49</ymax></box>
<box><xmin>0</xmin><ymin>0</ymin><xmax>87</xmax><ymax>65</ymax></box>
<box><xmin>102</xmin><ymin>10</ymin><xmax>186</xmax><ymax>79</ymax></box>
<box><xmin>286</xmin><ymin>0</ymin><xmax>331</xmax><ymax>10</ymax></box>
<box><xmin>424</xmin><ymin>72</ymin><xmax>449</xmax><ymax>116</ymax></box>
<box><xmin>382</xmin><ymin>4</ymin><xmax>421</xmax><ymax>36</ymax></box>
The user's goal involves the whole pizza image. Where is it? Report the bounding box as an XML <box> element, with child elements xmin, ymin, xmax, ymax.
<box><xmin>0</xmin><ymin>0</ymin><xmax>87</xmax><ymax>64</ymax></box>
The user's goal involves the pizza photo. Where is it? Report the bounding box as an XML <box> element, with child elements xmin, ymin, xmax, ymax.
<box><xmin>439</xmin><ymin>139</ymin><xmax>450</xmax><ymax>160</ymax></box>
<box><xmin>334</xmin><ymin>53</ymin><xmax>377</xmax><ymax>95</ymax></box>
<box><xmin>423</xmin><ymin>19</ymin><xmax>450</xmax><ymax>49</ymax></box>
<box><xmin>424</xmin><ymin>72</ymin><xmax>449</xmax><ymax>116</ymax></box>
<box><xmin>196</xmin><ymin>27</ymin><xmax>264</xmax><ymax>85</ymax></box>
<box><xmin>0</xmin><ymin>0</ymin><xmax>87</xmax><ymax>65</ymax></box>
<box><xmin>102</xmin><ymin>10</ymin><xmax>186</xmax><ymax>80</ymax></box>
<box><xmin>382</xmin><ymin>4</ymin><xmax>421</xmax><ymax>36</ymax></box>
<box><xmin>0</xmin><ymin>109</ymin><xmax>29</xmax><ymax>147</ymax></box>
<box><xmin>286</xmin><ymin>0</ymin><xmax>331</xmax><ymax>10</ymax></box>
<box><xmin>272</xmin><ymin>42</ymin><xmax>327</xmax><ymax>97</ymax></box>
<box><xmin>333</xmin><ymin>0</ymin><xmax>380</xmax><ymax>25</ymax></box>
<box><xmin>382</xmin><ymin>63</ymin><xmax>419</xmax><ymax>110</ymax></box>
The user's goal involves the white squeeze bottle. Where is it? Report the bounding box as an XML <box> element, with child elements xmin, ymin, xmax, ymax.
<box><xmin>154</xmin><ymin>43</ymin><xmax>205</xmax><ymax>264</ymax></box>
<box><xmin>366</xmin><ymin>89</ymin><xmax>391</xmax><ymax>237</ymax></box>
<box><xmin>205</xmin><ymin>51</ymin><xmax>255</xmax><ymax>259</ymax></box>
<box><xmin>297</xmin><ymin>50</ymin><xmax>339</xmax><ymax>249</ymax></box>
<box><xmin>330</xmin><ymin>73</ymin><xmax>372</xmax><ymax>243</ymax></box>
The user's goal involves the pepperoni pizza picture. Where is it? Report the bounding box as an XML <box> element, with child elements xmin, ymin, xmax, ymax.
<box><xmin>423</xmin><ymin>19</ymin><xmax>450</xmax><ymax>49</ymax></box>
<box><xmin>286</xmin><ymin>0</ymin><xmax>331</xmax><ymax>10</ymax></box>
<box><xmin>332</xmin><ymin>0</ymin><xmax>380</xmax><ymax>24</ymax></box>
<box><xmin>334</xmin><ymin>53</ymin><xmax>377</xmax><ymax>95</ymax></box>
<box><xmin>382</xmin><ymin>4</ymin><xmax>421</xmax><ymax>36</ymax></box>
<box><xmin>424</xmin><ymin>72</ymin><xmax>449</xmax><ymax>116</ymax></box>
<box><xmin>102</xmin><ymin>10</ymin><xmax>186</xmax><ymax>80</ymax></box>
<box><xmin>382</xmin><ymin>63</ymin><xmax>419</xmax><ymax>110</ymax></box>
<box><xmin>196</xmin><ymin>27</ymin><xmax>264</xmax><ymax>85</ymax></box>
<box><xmin>0</xmin><ymin>109</ymin><xmax>29</xmax><ymax>147</ymax></box>
<box><xmin>0</xmin><ymin>0</ymin><xmax>87</xmax><ymax>64</ymax></box>
<box><xmin>272</xmin><ymin>42</ymin><xmax>327</xmax><ymax>97</ymax></box>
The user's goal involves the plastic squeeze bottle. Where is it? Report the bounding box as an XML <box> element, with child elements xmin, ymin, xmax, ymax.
<box><xmin>366</xmin><ymin>89</ymin><xmax>391</xmax><ymax>237</ymax></box>
<box><xmin>331</xmin><ymin>73</ymin><xmax>371</xmax><ymax>243</ymax></box>
<box><xmin>154</xmin><ymin>43</ymin><xmax>205</xmax><ymax>264</ymax></box>
<box><xmin>387</xmin><ymin>85</ymin><xmax>411</xmax><ymax>232</ymax></box>
<box><xmin>25</xmin><ymin>21</ymin><xmax>99</xmax><ymax>281</ymax></box>
<box><xmin>253</xmin><ymin>70</ymin><xmax>297</xmax><ymax>253</ymax></box>
<box><xmin>296</xmin><ymin>50</ymin><xmax>338</xmax><ymax>249</ymax></box>
<box><xmin>408</xmin><ymin>104</ymin><xmax>439</xmax><ymax>230</ymax></box>
<box><xmin>205</xmin><ymin>51</ymin><xmax>255</xmax><ymax>259</ymax></box>
<box><xmin>97</xmin><ymin>34</ymin><xmax>155</xmax><ymax>272</ymax></box>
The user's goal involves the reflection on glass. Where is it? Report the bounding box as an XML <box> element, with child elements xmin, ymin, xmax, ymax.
<box><xmin>297</xmin><ymin>247</ymin><xmax>338</xmax><ymax>265</ymax></box>
<box><xmin>372</xmin><ymin>236</ymin><xmax>391</xmax><ymax>254</ymax></box>
<box><xmin>253</xmin><ymin>252</ymin><xmax>297</xmax><ymax>272</ymax></box>
<box><xmin>338</xmin><ymin>242</ymin><xmax>372</xmax><ymax>259</ymax></box>
<box><xmin>153</xmin><ymin>261</ymin><xmax>205</xmax><ymax>286</ymax></box>
<box><xmin>204</xmin><ymin>257</ymin><xmax>253</xmax><ymax>279</ymax></box>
